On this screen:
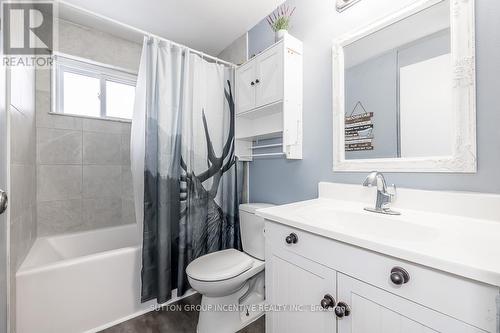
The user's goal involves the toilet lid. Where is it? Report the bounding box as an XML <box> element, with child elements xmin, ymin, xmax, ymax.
<box><xmin>186</xmin><ymin>249</ymin><xmax>254</xmax><ymax>282</ymax></box>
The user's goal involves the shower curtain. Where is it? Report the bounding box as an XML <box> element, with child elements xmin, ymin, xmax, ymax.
<box><xmin>131</xmin><ymin>37</ymin><xmax>240</xmax><ymax>304</ymax></box>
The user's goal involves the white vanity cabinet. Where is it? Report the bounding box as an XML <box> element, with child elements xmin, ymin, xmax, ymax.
<box><xmin>267</xmin><ymin>247</ymin><xmax>336</xmax><ymax>333</ymax></box>
<box><xmin>265</xmin><ymin>221</ymin><xmax>499</xmax><ymax>333</ymax></box>
<box><xmin>234</xmin><ymin>34</ymin><xmax>303</xmax><ymax>161</ymax></box>
<box><xmin>337</xmin><ymin>274</ymin><xmax>486</xmax><ymax>333</ymax></box>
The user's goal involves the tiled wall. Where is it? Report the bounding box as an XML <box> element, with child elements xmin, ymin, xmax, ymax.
<box><xmin>35</xmin><ymin>108</ymin><xmax>135</xmax><ymax>235</ymax></box>
<box><xmin>58</xmin><ymin>19</ymin><xmax>141</xmax><ymax>72</ymax></box>
<box><xmin>10</xmin><ymin>65</ymin><xmax>37</xmax><ymax>267</ymax></box>
<box><xmin>217</xmin><ymin>32</ymin><xmax>248</xmax><ymax>65</ymax></box>
<box><xmin>35</xmin><ymin>19</ymin><xmax>141</xmax><ymax>236</ymax></box>
<box><xmin>10</xmin><ymin>62</ymin><xmax>37</xmax><ymax>332</ymax></box>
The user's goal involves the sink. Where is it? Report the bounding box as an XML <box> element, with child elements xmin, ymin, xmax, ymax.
<box><xmin>295</xmin><ymin>204</ymin><xmax>439</xmax><ymax>243</ymax></box>
<box><xmin>256</xmin><ymin>182</ymin><xmax>500</xmax><ymax>288</ymax></box>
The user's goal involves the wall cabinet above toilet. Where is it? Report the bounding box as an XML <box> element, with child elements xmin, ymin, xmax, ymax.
<box><xmin>235</xmin><ymin>34</ymin><xmax>303</xmax><ymax>161</ymax></box>
<box><xmin>236</xmin><ymin>45</ymin><xmax>284</xmax><ymax>113</ymax></box>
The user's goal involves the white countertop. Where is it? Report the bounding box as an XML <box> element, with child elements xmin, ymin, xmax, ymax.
<box><xmin>256</xmin><ymin>182</ymin><xmax>500</xmax><ymax>287</ymax></box>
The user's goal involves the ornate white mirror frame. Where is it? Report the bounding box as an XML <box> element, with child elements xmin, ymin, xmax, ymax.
<box><xmin>332</xmin><ymin>0</ymin><xmax>476</xmax><ymax>173</ymax></box>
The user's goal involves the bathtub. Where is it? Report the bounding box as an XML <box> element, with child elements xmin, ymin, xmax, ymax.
<box><xmin>16</xmin><ymin>224</ymin><xmax>156</xmax><ymax>333</ymax></box>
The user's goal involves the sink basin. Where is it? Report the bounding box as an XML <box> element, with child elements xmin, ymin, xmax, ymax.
<box><xmin>256</xmin><ymin>182</ymin><xmax>500</xmax><ymax>288</ymax></box>
<box><xmin>295</xmin><ymin>204</ymin><xmax>439</xmax><ymax>243</ymax></box>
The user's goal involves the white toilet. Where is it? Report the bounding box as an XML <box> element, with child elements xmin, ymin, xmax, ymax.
<box><xmin>186</xmin><ymin>203</ymin><xmax>274</xmax><ymax>333</ymax></box>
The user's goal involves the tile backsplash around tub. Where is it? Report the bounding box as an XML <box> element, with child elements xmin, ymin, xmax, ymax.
<box><xmin>33</xmin><ymin>18</ymin><xmax>141</xmax><ymax>237</ymax></box>
<box><xmin>35</xmin><ymin>84</ymin><xmax>135</xmax><ymax>237</ymax></box>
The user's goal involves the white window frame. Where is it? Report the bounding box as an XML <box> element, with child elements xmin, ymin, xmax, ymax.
<box><xmin>53</xmin><ymin>53</ymin><xmax>138</xmax><ymax>121</ymax></box>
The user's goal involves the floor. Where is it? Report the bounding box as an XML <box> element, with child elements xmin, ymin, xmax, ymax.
<box><xmin>101</xmin><ymin>294</ymin><xmax>265</xmax><ymax>333</ymax></box>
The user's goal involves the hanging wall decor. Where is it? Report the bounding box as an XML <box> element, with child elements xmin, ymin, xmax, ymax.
<box><xmin>345</xmin><ymin>101</ymin><xmax>374</xmax><ymax>151</ymax></box>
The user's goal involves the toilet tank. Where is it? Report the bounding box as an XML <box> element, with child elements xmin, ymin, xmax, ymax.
<box><xmin>239</xmin><ymin>203</ymin><xmax>275</xmax><ymax>261</ymax></box>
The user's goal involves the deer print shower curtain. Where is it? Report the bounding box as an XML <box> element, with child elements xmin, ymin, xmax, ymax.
<box><xmin>131</xmin><ymin>37</ymin><xmax>240</xmax><ymax>304</ymax></box>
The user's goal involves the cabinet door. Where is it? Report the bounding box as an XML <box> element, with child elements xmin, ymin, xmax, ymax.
<box><xmin>256</xmin><ymin>45</ymin><xmax>283</xmax><ymax>107</ymax></box>
<box><xmin>235</xmin><ymin>60</ymin><xmax>256</xmax><ymax>114</ymax></box>
<box><xmin>266</xmin><ymin>248</ymin><xmax>337</xmax><ymax>333</ymax></box>
<box><xmin>337</xmin><ymin>273</ymin><xmax>485</xmax><ymax>333</ymax></box>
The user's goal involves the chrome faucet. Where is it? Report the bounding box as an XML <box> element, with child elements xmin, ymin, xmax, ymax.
<box><xmin>362</xmin><ymin>172</ymin><xmax>401</xmax><ymax>215</ymax></box>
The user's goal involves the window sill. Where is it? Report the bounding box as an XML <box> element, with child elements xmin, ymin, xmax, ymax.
<box><xmin>48</xmin><ymin>111</ymin><xmax>132</xmax><ymax>123</ymax></box>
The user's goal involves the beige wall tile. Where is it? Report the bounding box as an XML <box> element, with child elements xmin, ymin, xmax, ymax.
<box><xmin>58</xmin><ymin>19</ymin><xmax>141</xmax><ymax>72</ymax></box>
<box><xmin>121</xmin><ymin>166</ymin><xmax>134</xmax><ymax>201</ymax></box>
<box><xmin>16</xmin><ymin>207</ymin><xmax>36</xmax><ymax>268</ymax></box>
<box><xmin>36</xmin><ymin>90</ymin><xmax>83</xmax><ymax>130</ymax></box>
<box><xmin>10</xmin><ymin>205</ymin><xmax>36</xmax><ymax>270</ymax></box>
<box><xmin>37</xmin><ymin>200</ymin><xmax>83</xmax><ymax>236</ymax></box>
<box><xmin>83</xmin><ymin>198</ymin><xmax>122</xmax><ymax>229</ymax></box>
<box><xmin>121</xmin><ymin>122</ymin><xmax>132</xmax><ymax>134</ymax></box>
<box><xmin>11</xmin><ymin>65</ymin><xmax>35</xmax><ymax>112</ymax></box>
<box><xmin>10</xmin><ymin>106</ymin><xmax>36</xmax><ymax>165</ymax></box>
<box><xmin>34</xmin><ymin>18</ymin><xmax>140</xmax><ymax>237</ymax></box>
<box><xmin>35</xmin><ymin>67</ymin><xmax>51</xmax><ymax>93</ymax></box>
<box><xmin>217</xmin><ymin>32</ymin><xmax>248</xmax><ymax>65</ymax></box>
<box><xmin>37</xmin><ymin>128</ymin><xmax>82</xmax><ymax>164</ymax></box>
<box><xmin>121</xmin><ymin>199</ymin><xmax>136</xmax><ymax>225</ymax></box>
<box><xmin>82</xmin><ymin>118</ymin><xmax>123</xmax><ymax>134</ymax></box>
<box><xmin>83</xmin><ymin>132</ymin><xmax>121</xmax><ymax>165</ymax></box>
<box><xmin>37</xmin><ymin>165</ymin><xmax>82</xmax><ymax>201</ymax></box>
<box><xmin>10</xmin><ymin>164</ymin><xmax>36</xmax><ymax>220</ymax></box>
<box><xmin>121</xmin><ymin>131</ymin><xmax>131</xmax><ymax>166</ymax></box>
<box><xmin>83</xmin><ymin>165</ymin><xmax>122</xmax><ymax>199</ymax></box>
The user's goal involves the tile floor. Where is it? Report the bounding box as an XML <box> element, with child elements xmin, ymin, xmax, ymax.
<box><xmin>101</xmin><ymin>294</ymin><xmax>265</xmax><ymax>333</ymax></box>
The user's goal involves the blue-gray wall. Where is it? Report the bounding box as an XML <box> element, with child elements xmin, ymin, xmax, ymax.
<box><xmin>345</xmin><ymin>30</ymin><xmax>451</xmax><ymax>160</ymax></box>
<box><xmin>345</xmin><ymin>50</ymin><xmax>398</xmax><ymax>159</ymax></box>
<box><xmin>248</xmin><ymin>0</ymin><xmax>500</xmax><ymax>204</ymax></box>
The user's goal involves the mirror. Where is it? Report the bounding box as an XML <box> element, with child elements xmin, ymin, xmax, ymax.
<box><xmin>345</xmin><ymin>1</ymin><xmax>451</xmax><ymax>160</ymax></box>
<box><xmin>332</xmin><ymin>0</ymin><xmax>476</xmax><ymax>173</ymax></box>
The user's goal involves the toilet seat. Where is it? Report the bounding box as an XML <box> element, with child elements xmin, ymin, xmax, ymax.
<box><xmin>186</xmin><ymin>249</ymin><xmax>254</xmax><ymax>282</ymax></box>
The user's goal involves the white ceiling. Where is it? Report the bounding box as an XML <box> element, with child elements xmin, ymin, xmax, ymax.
<box><xmin>58</xmin><ymin>0</ymin><xmax>285</xmax><ymax>56</ymax></box>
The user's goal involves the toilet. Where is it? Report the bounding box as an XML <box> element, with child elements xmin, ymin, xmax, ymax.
<box><xmin>186</xmin><ymin>203</ymin><xmax>274</xmax><ymax>333</ymax></box>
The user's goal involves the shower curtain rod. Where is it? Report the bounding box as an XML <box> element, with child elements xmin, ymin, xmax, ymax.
<box><xmin>57</xmin><ymin>0</ymin><xmax>238</xmax><ymax>68</ymax></box>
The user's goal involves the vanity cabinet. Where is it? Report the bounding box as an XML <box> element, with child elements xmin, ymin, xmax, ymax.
<box><xmin>337</xmin><ymin>274</ymin><xmax>484</xmax><ymax>333</ymax></box>
<box><xmin>234</xmin><ymin>34</ymin><xmax>303</xmax><ymax>161</ymax></box>
<box><xmin>265</xmin><ymin>221</ymin><xmax>498</xmax><ymax>333</ymax></box>
<box><xmin>267</xmin><ymin>247</ymin><xmax>336</xmax><ymax>333</ymax></box>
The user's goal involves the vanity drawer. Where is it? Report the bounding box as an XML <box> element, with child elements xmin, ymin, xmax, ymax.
<box><xmin>265</xmin><ymin>221</ymin><xmax>499</xmax><ymax>332</ymax></box>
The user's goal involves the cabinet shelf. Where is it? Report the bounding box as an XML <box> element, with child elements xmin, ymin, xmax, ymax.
<box><xmin>235</xmin><ymin>131</ymin><xmax>283</xmax><ymax>142</ymax></box>
<box><xmin>250</xmin><ymin>143</ymin><xmax>283</xmax><ymax>150</ymax></box>
<box><xmin>236</xmin><ymin>101</ymin><xmax>282</xmax><ymax>119</ymax></box>
<box><xmin>237</xmin><ymin>152</ymin><xmax>285</xmax><ymax>159</ymax></box>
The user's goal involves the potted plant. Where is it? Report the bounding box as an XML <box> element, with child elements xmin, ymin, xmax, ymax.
<box><xmin>267</xmin><ymin>5</ymin><xmax>296</xmax><ymax>42</ymax></box>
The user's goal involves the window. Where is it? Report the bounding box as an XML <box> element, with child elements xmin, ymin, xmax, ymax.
<box><xmin>54</xmin><ymin>54</ymin><xmax>137</xmax><ymax>120</ymax></box>
<box><xmin>105</xmin><ymin>80</ymin><xmax>136</xmax><ymax>119</ymax></box>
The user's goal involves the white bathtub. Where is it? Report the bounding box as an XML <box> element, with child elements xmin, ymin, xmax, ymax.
<box><xmin>16</xmin><ymin>224</ymin><xmax>156</xmax><ymax>333</ymax></box>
